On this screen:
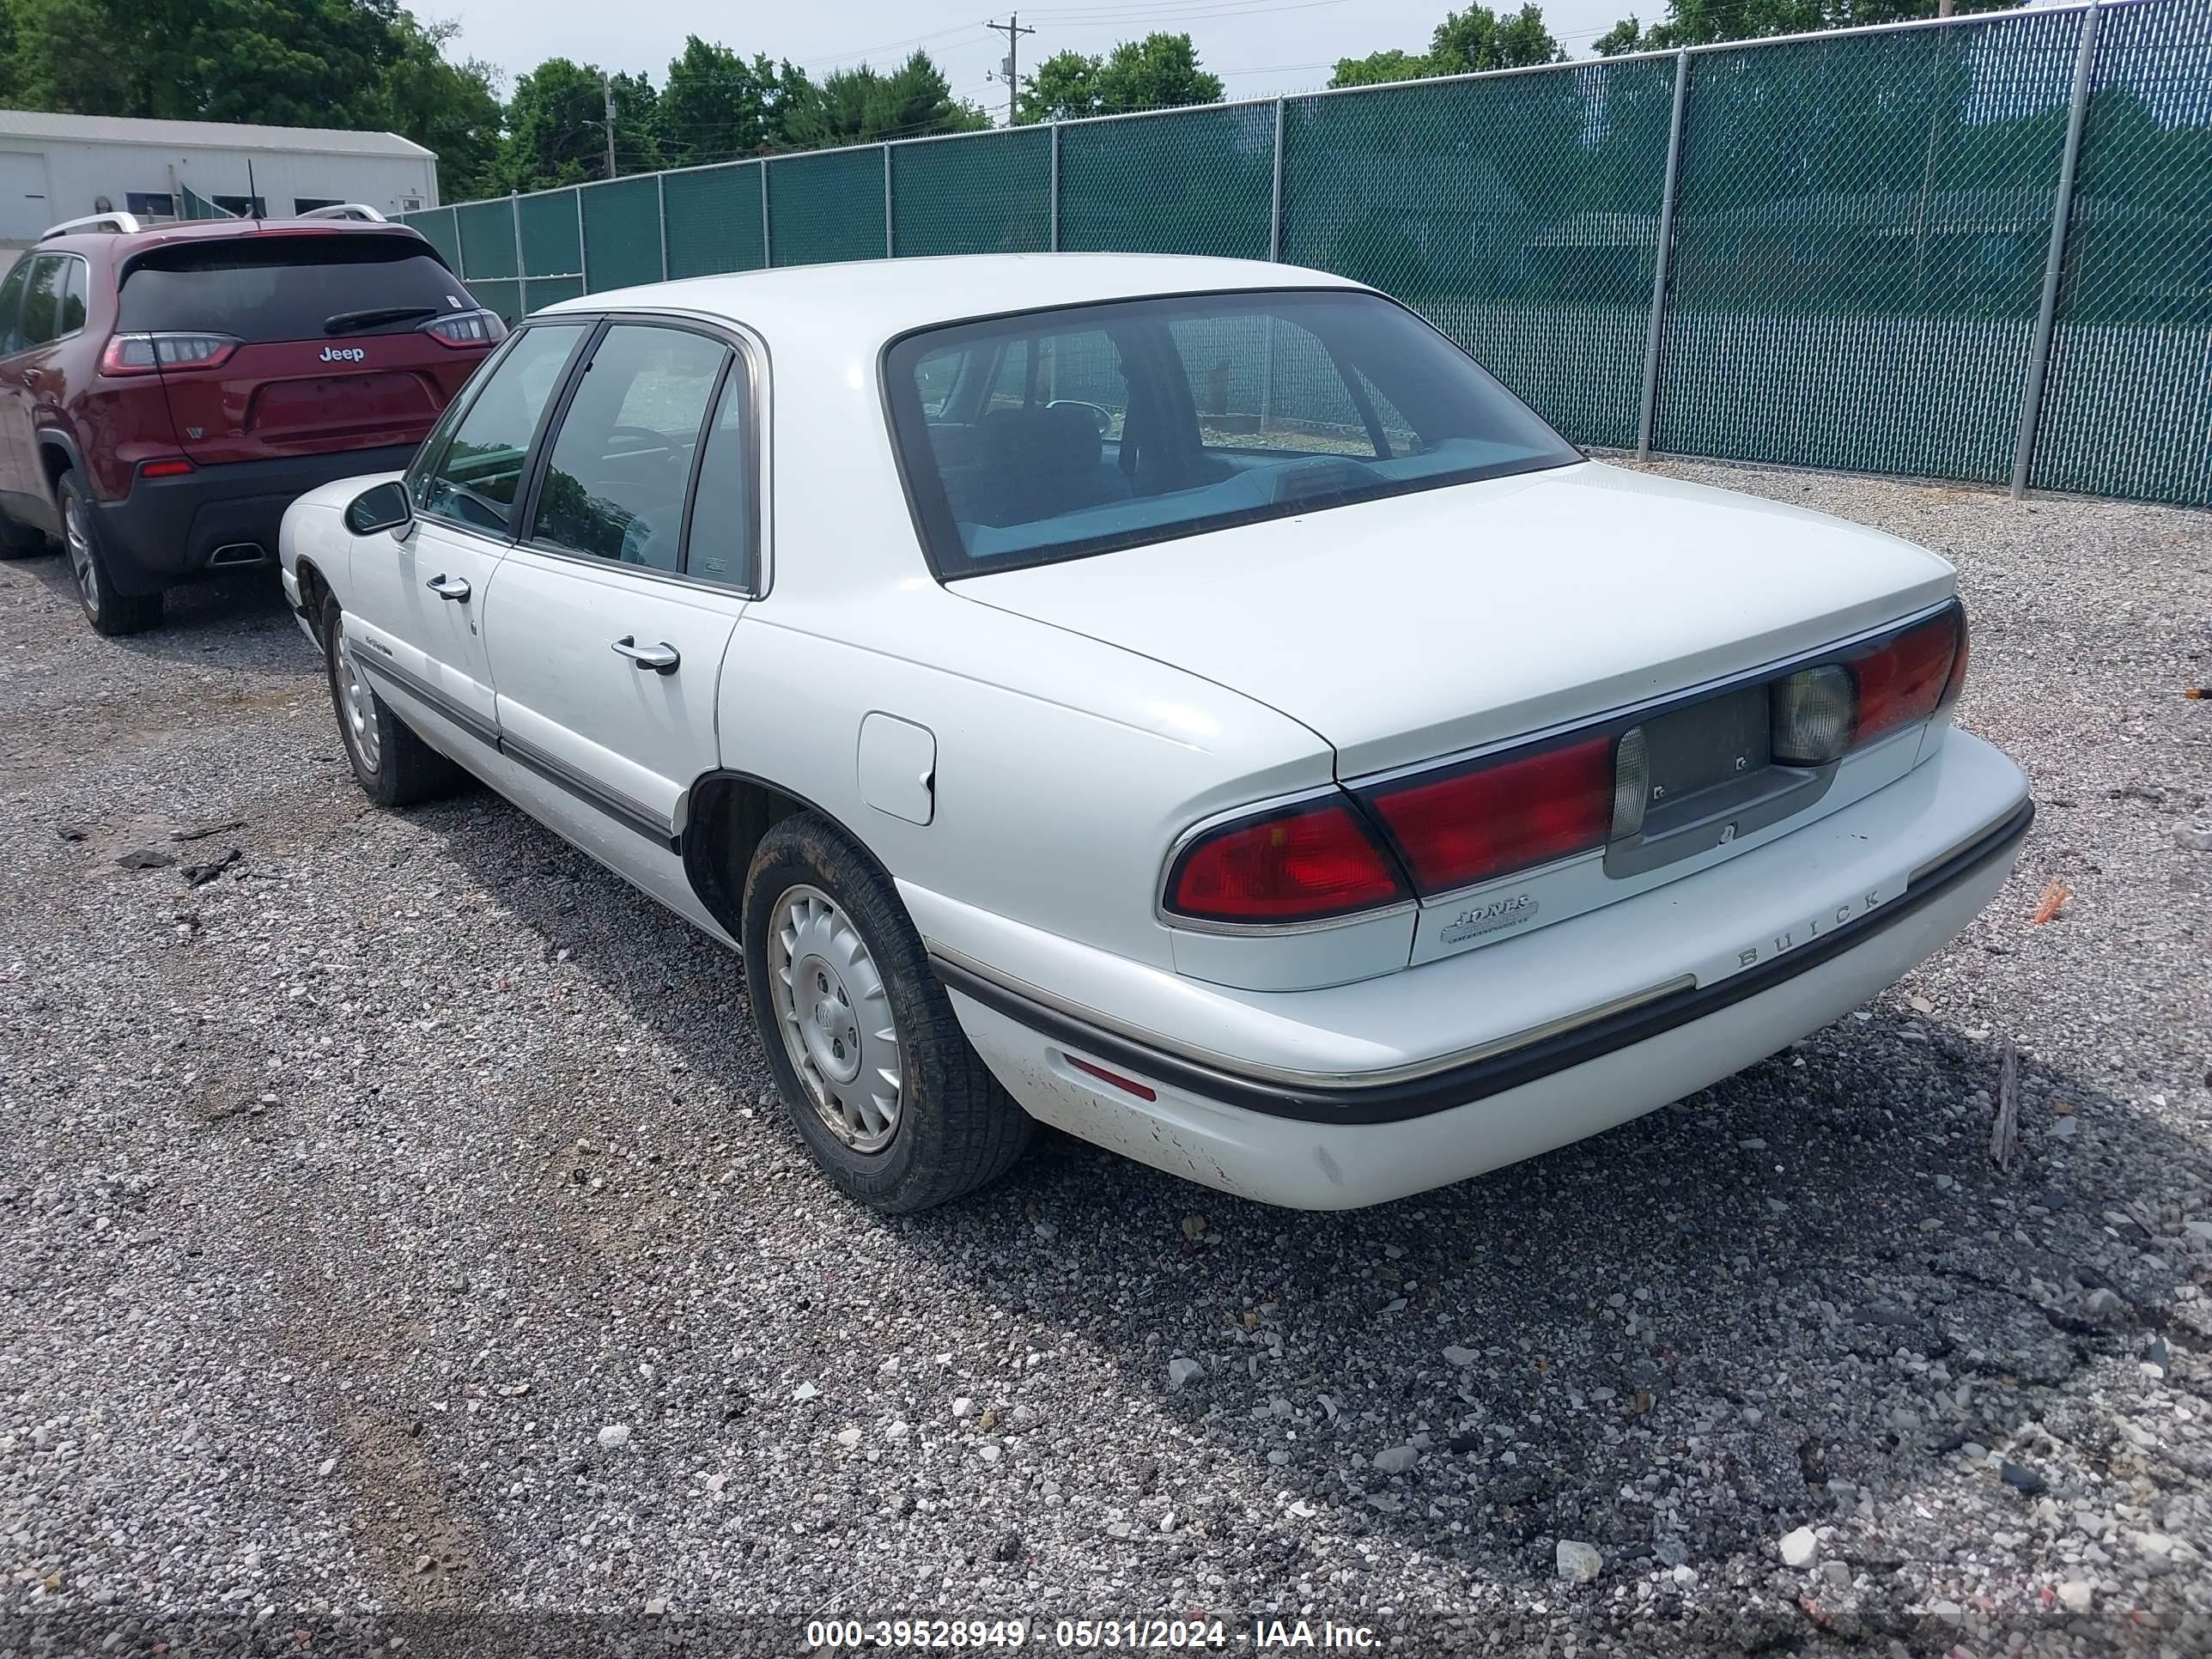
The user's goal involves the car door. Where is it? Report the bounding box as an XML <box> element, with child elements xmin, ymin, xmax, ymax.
<box><xmin>0</xmin><ymin>254</ymin><xmax>40</xmax><ymax>517</ymax></box>
<box><xmin>13</xmin><ymin>252</ymin><xmax>87</xmax><ymax>533</ymax></box>
<box><xmin>482</xmin><ymin>319</ymin><xmax>755</xmax><ymax>933</ymax></box>
<box><xmin>343</xmin><ymin>319</ymin><xmax>591</xmax><ymax>760</ymax></box>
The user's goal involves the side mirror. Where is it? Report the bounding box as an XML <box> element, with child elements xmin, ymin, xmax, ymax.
<box><xmin>344</xmin><ymin>480</ymin><xmax>412</xmax><ymax>537</ymax></box>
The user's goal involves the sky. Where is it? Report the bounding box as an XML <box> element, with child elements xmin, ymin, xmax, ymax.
<box><xmin>435</xmin><ymin>0</ymin><xmax>1645</xmax><ymax>122</ymax></box>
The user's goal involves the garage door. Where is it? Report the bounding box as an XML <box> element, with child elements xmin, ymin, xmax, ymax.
<box><xmin>0</xmin><ymin>151</ymin><xmax>50</xmax><ymax>240</ymax></box>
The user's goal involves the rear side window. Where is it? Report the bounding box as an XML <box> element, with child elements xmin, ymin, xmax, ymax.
<box><xmin>19</xmin><ymin>256</ymin><xmax>70</xmax><ymax>346</ymax></box>
<box><xmin>118</xmin><ymin>234</ymin><xmax>478</xmax><ymax>343</ymax></box>
<box><xmin>531</xmin><ymin>324</ymin><xmax>729</xmax><ymax>568</ymax></box>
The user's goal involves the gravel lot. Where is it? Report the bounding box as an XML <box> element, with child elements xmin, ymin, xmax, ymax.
<box><xmin>2</xmin><ymin>460</ymin><xmax>2209</xmax><ymax>1658</ymax></box>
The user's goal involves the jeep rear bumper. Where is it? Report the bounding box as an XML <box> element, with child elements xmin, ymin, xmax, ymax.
<box><xmin>94</xmin><ymin>445</ymin><xmax>420</xmax><ymax>595</ymax></box>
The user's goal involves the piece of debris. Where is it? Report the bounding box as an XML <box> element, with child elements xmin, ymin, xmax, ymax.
<box><xmin>1990</xmin><ymin>1039</ymin><xmax>2021</xmax><ymax>1172</ymax></box>
<box><xmin>2000</xmin><ymin>1460</ymin><xmax>2048</xmax><ymax>1496</ymax></box>
<box><xmin>2032</xmin><ymin>880</ymin><xmax>2070</xmax><ymax>925</ymax></box>
<box><xmin>1554</xmin><ymin>1540</ymin><xmax>1602</xmax><ymax>1583</ymax></box>
<box><xmin>116</xmin><ymin>848</ymin><xmax>176</xmax><ymax>871</ymax></box>
<box><xmin>1780</xmin><ymin>1526</ymin><xmax>1820</xmax><ymax>1568</ymax></box>
<box><xmin>55</xmin><ymin>823</ymin><xmax>88</xmax><ymax>842</ymax></box>
<box><xmin>182</xmin><ymin>848</ymin><xmax>242</xmax><ymax>887</ymax></box>
<box><xmin>172</xmin><ymin>818</ymin><xmax>246</xmax><ymax>842</ymax></box>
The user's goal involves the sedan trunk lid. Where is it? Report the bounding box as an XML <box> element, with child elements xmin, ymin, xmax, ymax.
<box><xmin>955</xmin><ymin>460</ymin><xmax>1955</xmax><ymax>776</ymax></box>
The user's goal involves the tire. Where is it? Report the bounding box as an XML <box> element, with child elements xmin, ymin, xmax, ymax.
<box><xmin>59</xmin><ymin>471</ymin><xmax>161</xmax><ymax>635</ymax></box>
<box><xmin>321</xmin><ymin>598</ymin><xmax>465</xmax><ymax>808</ymax></box>
<box><xmin>742</xmin><ymin>811</ymin><xmax>1031</xmax><ymax>1213</ymax></box>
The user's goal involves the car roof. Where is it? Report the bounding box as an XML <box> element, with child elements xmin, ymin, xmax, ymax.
<box><xmin>38</xmin><ymin>218</ymin><xmax>429</xmax><ymax>259</ymax></box>
<box><xmin>537</xmin><ymin>252</ymin><xmax>1364</xmax><ymax>343</ymax></box>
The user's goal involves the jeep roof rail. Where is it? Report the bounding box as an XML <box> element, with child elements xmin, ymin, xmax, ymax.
<box><xmin>41</xmin><ymin>210</ymin><xmax>143</xmax><ymax>239</ymax></box>
<box><xmin>297</xmin><ymin>204</ymin><xmax>388</xmax><ymax>222</ymax></box>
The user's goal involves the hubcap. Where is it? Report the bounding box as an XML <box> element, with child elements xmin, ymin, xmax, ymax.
<box><xmin>767</xmin><ymin>884</ymin><xmax>901</xmax><ymax>1153</ymax></box>
<box><xmin>334</xmin><ymin>630</ymin><xmax>382</xmax><ymax>773</ymax></box>
<box><xmin>64</xmin><ymin>499</ymin><xmax>95</xmax><ymax>611</ymax></box>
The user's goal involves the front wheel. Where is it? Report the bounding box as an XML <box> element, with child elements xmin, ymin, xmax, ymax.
<box><xmin>742</xmin><ymin>812</ymin><xmax>1031</xmax><ymax>1213</ymax></box>
<box><xmin>321</xmin><ymin>599</ymin><xmax>465</xmax><ymax>808</ymax></box>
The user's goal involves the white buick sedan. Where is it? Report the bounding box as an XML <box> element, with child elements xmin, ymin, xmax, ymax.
<box><xmin>279</xmin><ymin>254</ymin><xmax>2032</xmax><ymax>1213</ymax></box>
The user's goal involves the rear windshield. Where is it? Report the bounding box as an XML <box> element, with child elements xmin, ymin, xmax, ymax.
<box><xmin>118</xmin><ymin>234</ymin><xmax>477</xmax><ymax>343</ymax></box>
<box><xmin>884</xmin><ymin>289</ymin><xmax>1581</xmax><ymax>578</ymax></box>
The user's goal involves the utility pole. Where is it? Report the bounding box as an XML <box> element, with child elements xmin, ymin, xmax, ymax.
<box><xmin>986</xmin><ymin>15</ymin><xmax>1036</xmax><ymax>127</ymax></box>
<box><xmin>603</xmin><ymin>71</ymin><xmax>618</xmax><ymax>179</ymax></box>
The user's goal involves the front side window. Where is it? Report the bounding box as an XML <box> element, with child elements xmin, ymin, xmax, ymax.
<box><xmin>417</xmin><ymin>321</ymin><xmax>587</xmax><ymax>532</ymax></box>
<box><xmin>884</xmin><ymin>289</ymin><xmax>1580</xmax><ymax>578</ymax></box>
<box><xmin>531</xmin><ymin>324</ymin><xmax>729</xmax><ymax>568</ymax></box>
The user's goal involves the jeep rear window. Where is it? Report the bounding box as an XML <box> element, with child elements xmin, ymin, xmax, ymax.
<box><xmin>884</xmin><ymin>289</ymin><xmax>1582</xmax><ymax>579</ymax></box>
<box><xmin>117</xmin><ymin>235</ymin><xmax>478</xmax><ymax>344</ymax></box>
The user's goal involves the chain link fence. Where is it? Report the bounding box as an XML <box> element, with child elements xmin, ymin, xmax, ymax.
<box><xmin>404</xmin><ymin>0</ymin><xmax>2212</xmax><ymax>508</ymax></box>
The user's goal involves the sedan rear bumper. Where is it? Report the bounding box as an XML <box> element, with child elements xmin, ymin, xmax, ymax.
<box><xmin>927</xmin><ymin>729</ymin><xmax>2031</xmax><ymax>1208</ymax></box>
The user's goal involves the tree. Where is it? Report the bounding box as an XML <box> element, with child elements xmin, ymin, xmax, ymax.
<box><xmin>654</xmin><ymin>36</ymin><xmax>777</xmax><ymax>167</ymax></box>
<box><xmin>1325</xmin><ymin>7</ymin><xmax>1561</xmax><ymax>91</ymax></box>
<box><xmin>1595</xmin><ymin>0</ymin><xmax>2014</xmax><ymax>54</ymax></box>
<box><xmin>1329</xmin><ymin>49</ymin><xmax>1431</xmax><ymax>90</ymax></box>
<box><xmin>774</xmin><ymin>51</ymin><xmax>986</xmax><ymax>149</ymax></box>
<box><xmin>1428</xmin><ymin>5</ymin><xmax>1564</xmax><ymax>72</ymax></box>
<box><xmin>1018</xmin><ymin>32</ymin><xmax>1220</xmax><ymax>121</ymax></box>
<box><xmin>381</xmin><ymin>17</ymin><xmax>504</xmax><ymax>201</ymax></box>
<box><xmin>505</xmin><ymin>58</ymin><xmax>660</xmax><ymax>189</ymax></box>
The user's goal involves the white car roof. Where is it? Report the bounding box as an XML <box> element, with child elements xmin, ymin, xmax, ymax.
<box><xmin>535</xmin><ymin>252</ymin><xmax>1364</xmax><ymax>343</ymax></box>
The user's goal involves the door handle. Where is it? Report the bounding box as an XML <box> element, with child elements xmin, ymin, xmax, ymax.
<box><xmin>611</xmin><ymin>635</ymin><xmax>680</xmax><ymax>674</ymax></box>
<box><xmin>425</xmin><ymin>573</ymin><xmax>471</xmax><ymax>602</ymax></box>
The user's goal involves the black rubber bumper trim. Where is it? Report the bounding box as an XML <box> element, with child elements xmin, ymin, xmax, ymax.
<box><xmin>357</xmin><ymin>651</ymin><xmax>679</xmax><ymax>853</ymax></box>
<box><xmin>932</xmin><ymin>796</ymin><xmax>2034</xmax><ymax>1126</ymax></box>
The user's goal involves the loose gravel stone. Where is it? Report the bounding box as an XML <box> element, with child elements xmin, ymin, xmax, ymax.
<box><xmin>2</xmin><ymin>462</ymin><xmax>2209</xmax><ymax>1655</ymax></box>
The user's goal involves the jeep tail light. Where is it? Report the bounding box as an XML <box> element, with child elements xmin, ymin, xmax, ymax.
<box><xmin>1850</xmin><ymin>606</ymin><xmax>1962</xmax><ymax>747</ymax></box>
<box><xmin>101</xmin><ymin>331</ymin><xmax>240</xmax><ymax>375</ymax></box>
<box><xmin>1771</xmin><ymin>664</ymin><xmax>1856</xmax><ymax>766</ymax></box>
<box><xmin>420</xmin><ymin>308</ymin><xmax>506</xmax><ymax>348</ymax></box>
<box><xmin>1358</xmin><ymin>734</ymin><xmax>1615</xmax><ymax>896</ymax></box>
<box><xmin>1166</xmin><ymin>799</ymin><xmax>1408</xmax><ymax>924</ymax></box>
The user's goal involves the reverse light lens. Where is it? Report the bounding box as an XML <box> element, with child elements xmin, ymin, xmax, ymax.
<box><xmin>421</xmin><ymin>307</ymin><xmax>507</xmax><ymax>347</ymax></box>
<box><xmin>1772</xmin><ymin>664</ymin><xmax>1856</xmax><ymax>765</ymax></box>
<box><xmin>1361</xmin><ymin>734</ymin><xmax>1614</xmax><ymax>895</ymax></box>
<box><xmin>1167</xmin><ymin>799</ymin><xmax>1407</xmax><ymax>924</ymax></box>
<box><xmin>1610</xmin><ymin>726</ymin><xmax>1649</xmax><ymax>841</ymax></box>
<box><xmin>101</xmin><ymin>331</ymin><xmax>240</xmax><ymax>375</ymax></box>
<box><xmin>1851</xmin><ymin>609</ymin><xmax>1962</xmax><ymax>746</ymax></box>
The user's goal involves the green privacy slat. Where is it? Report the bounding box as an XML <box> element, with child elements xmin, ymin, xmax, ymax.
<box><xmin>1058</xmin><ymin>103</ymin><xmax>1273</xmax><ymax>258</ymax></box>
<box><xmin>518</xmin><ymin>190</ymin><xmax>583</xmax><ymax>279</ymax></box>
<box><xmin>407</xmin><ymin>206</ymin><xmax>463</xmax><ymax>271</ymax></box>
<box><xmin>769</xmin><ymin>147</ymin><xmax>888</xmax><ymax>267</ymax></box>
<box><xmin>2033</xmin><ymin>0</ymin><xmax>2212</xmax><ymax>505</ymax></box>
<box><xmin>1657</xmin><ymin>12</ymin><xmax>2081</xmax><ymax>483</ymax></box>
<box><xmin>665</xmin><ymin>163</ymin><xmax>767</xmax><ymax>277</ymax></box>
<box><xmin>581</xmin><ymin>176</ymin><xmax>664</xmax><ymax>292</ymax></box>
<box><xmin>470</xmin><ymin>278</ymin><xmax>522</xmax><ymax>328</ymax></box>
<box><xmin>455</xmin><ymin>199</ymin><xmax>520</xmax><ymax>282</ymax></box>
<box><xmin>522</xmin><ymin>276</ymin><xmax>586</xmax><ymax>313</ymax></box>
<box><xmin>1284</xmin><ymin>59</ymin><xmax>1675</xmax><ymax>452</ymax></box>
<box><xmin>892</xmin><ymin>129</ymin><xmax>1050</xmax><ymax>256</ymax></box>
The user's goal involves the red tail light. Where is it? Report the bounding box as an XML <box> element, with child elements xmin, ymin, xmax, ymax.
<box><xmin>420</xmin><ymin>308</ymin><xmax>506</xmax><ymax>348</ymax></box>
<box><xmin>138</xmin><ymin>458</ymin><xmax>193</xmax><ymax>479</ymax></box>
<box><xmin>1851</xmin><ymin>608</ymin><xmax>1962</xmax><ymax>746</ymax></box>
<box><xmin>1358</xmin><ymin>734</ymin><xmax>1615</xmax><ymax>895</ymax></box>
<box><xmin>1166</xmin><ymin>799</ymin><xmax>1408</xmax><ymax>924</ymax></box>
<box><xmin>101</xmin><ymin>331</ymin><xmax>240</xmax><ymax>376</ymax></box>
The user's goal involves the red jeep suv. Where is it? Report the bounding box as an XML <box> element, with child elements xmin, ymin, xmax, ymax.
<box><xmin>0</xmin><ymin>215</ymin><xmax>501</xmax><ymax>634</ymax></box>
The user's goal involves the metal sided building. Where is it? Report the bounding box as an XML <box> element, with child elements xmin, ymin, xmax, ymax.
<box><xmin>0</xmin><ymin>111</ymin><xmax>438</xmax><ymax>241</ymax></box>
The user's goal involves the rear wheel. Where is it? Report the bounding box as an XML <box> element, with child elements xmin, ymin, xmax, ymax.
<box><xmin>322</xmin><ymin>598</ymin><xmax>465</xmax><ymax>808</ymax></box>
<box><xmin>60</xmin><ymin>471</ymin><xmax>161</xmax><ymax>635</ymax></box>
<box><xmin>742</xmin><ymin>812</ymin><xmax>1031</xmax><ymax>1213</ymax></box>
